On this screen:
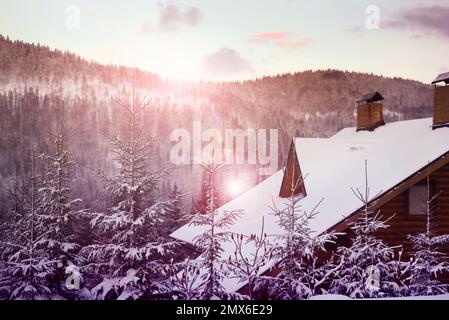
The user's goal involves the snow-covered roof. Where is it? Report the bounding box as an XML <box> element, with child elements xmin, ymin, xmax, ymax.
<box><xmin>170</xmin><ymin>117</ymin><xmax>449</xmax><ymax>292</ymax></box>
<box><xmin>432</xmin><ymin>72</ymin><xmax>449</xmax><ymax>85</ymax></box>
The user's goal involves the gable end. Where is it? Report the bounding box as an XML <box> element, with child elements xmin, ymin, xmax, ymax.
<box><xmin>279</xmin><ymin>139</ymin><xmax>306</xmax><ymax>198</ymax></box>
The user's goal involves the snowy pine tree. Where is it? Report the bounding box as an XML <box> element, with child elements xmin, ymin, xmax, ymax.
<box><xmin>81</xmin><ymin>89</ymin><xmax>181</xmax><ymax>300</ymax></box>
<box><xmin>169</xmin><ymin>258</ymin><xmax>205</xmax><ymax>300</ymax></box>
<box><xmin>0</xmin><ymin>108</ymin><xmax>86</xmax><ymax>299</ymax></box>
<box><xmin>329</xmin><ymin>161</ymin><xmax>401</xmax><ymax>298</ymax></box>
<box><xmin>37</xmin><ymin>108</ymin><xmax>86</xmax><ymax>297</ymax></box>
<box><xmin>0</xmin><ymin>153</ymin><xmax>57</xmax><ymax>299</ymax></box>
<box><xmin>405</xmin><ymin>175</ymin><xmax>449</xmax><ymax>296</ymax></box>
<box><xmin>195</xmin><ymin>167</ymin><xmax>222</xmax><ymax>215</ymax></box>
<box><xmin>186</xmin><ymin>164</ymin><xmax>242</xmax><ymax>299</ymax></box>
<box><xmin>164</xmin><ymin>183</ymin><xmax>187</xmax><ymax>233</ymax></box>
<box><xmin>255</xmin><ymin>174</ymin><xmax>338</xmax><ymax>300</ymax></box>
<box><xmin>227</xmin><ymin>217</ymin><xmax>272</xmax><ymax>300</ymax></box>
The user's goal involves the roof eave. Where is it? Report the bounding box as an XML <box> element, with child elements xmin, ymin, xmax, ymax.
<box><xmin>324</xmin><ymin>150</ymin><xmax>449</xmax><ymax>234</ymax></box>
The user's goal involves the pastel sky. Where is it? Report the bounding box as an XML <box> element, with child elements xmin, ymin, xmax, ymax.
<box><xmin>1</xmin><ymin>0</ymin><xmax>448</xmax><ymax>83</ymax></box>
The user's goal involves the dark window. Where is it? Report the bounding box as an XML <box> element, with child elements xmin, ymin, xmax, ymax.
<box><xmin>408</xmin><ymin>184</ymin><xmax>428</xmax><ymax>215</ymax></box>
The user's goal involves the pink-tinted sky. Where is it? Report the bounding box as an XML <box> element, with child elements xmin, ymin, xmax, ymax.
<box><xmin>1</xmin><ymin>0</ymin><xmax>448</xmax><ymax>82</ymax></box>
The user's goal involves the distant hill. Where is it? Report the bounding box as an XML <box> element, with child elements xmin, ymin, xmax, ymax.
<box><xmin>0</xmin><ymin>34</ymin><xmax>434</xmax><ymax>215</ymax></box>
<box><xmin>0</xmin><ymin>34</ymin><xmax>432</xmax><ymax>130</ymax></box>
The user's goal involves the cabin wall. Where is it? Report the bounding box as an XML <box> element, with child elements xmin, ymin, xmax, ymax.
<box><xmin>371</xmin><ymin>161</ymin><xmax>449</xmax><ymax>257</ymax></box>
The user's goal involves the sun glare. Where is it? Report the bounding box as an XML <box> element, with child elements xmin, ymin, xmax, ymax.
<box><xmin>227</xmin><ymin>180</ymin><xmax>244</xmax><ymax>197</ymax></box>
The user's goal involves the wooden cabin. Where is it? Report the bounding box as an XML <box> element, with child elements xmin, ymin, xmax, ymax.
<box><xmin>171</xmin><ymin>72</ymin><xmax>449</xmax><ymax>294</ymax></box>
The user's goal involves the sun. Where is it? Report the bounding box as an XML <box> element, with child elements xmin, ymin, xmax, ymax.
<box><xmin>227</xmin><ymin>180</ymin><xmax>244</xmax><ymax>197</ymax></box>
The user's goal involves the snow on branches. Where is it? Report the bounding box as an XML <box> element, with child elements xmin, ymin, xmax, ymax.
<box><xmin>188</xmin><ymin>164</ymin><xmax>242</xmax><ymax>299</ymax></box>
<box><xmin>81</xmin><ymin>90</ymin><xmax>182</xmax><ymax>300</ymax></box>
<box><xmin>254</xmin><ymin>174</ymin><xmax>338</xmax><ymax>300</ymax></box>
<box><xmin>0</xmin><ymin>153</ymin><xmax>66</xmax><ymax>299</ymax></box>
<box><xmin>405</xmin><ymin>175</ymin><xmax>449</xmax><ymax>296</ymax></box>
<box><xmin>329</xmin><ymin>161</ymin><xmax>401</xmax><ymax>298</ymax></box>
<box><xmin>227</xmin><ymin>217</ymin><xmax>272</xmax><ymax>300</ymax></box>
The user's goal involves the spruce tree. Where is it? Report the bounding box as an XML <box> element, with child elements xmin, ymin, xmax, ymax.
<box><xmin>164</xmin><ymin>183</ymin><xmax>186</xmax><ymax>233</ymax></box>
<box><xmin>81</xmin><ymin>89</ymin><xmax>180</xmax><ymax>299</ymax></box>
<box><xmin>37</xmin><ymin>107</ymin><xmax>85</xmax><ymax>297</ymax></box>
<box><xmin>406</xmin><ymin>175</ymin><xmax>449</xmax><ymax>296</ymax></box>
<box><xmin>329</xmin><ymin>161</ymin><xmax>400</xmax><ymax>298</ymax></box>
<box><xmin>184</xmin><ymin>164</ymin><xmax>242</xmax><ymax>299</ymax></box>
<box><xmin>257</xmin><ymin>174</ymin><xmax>337</xmax><ymax>299</ymax></box>
<box><xmin>0</xmin><ymin>153</ymin><xmax>56</xmax><ymax>299</ymax></box>
<box><xmin>227</xmin><ymin>217</ymin><xmax>272</xmax><ymax>300</ymax></box>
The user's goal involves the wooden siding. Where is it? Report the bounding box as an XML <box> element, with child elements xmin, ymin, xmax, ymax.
<box><xmin>356</xmin><ymin>162</ymin><xmax>449</xmax><ymax>257</ymax></box>
<box><xmin>356</xmin><ymin>102</ymin><xmax>385</xmax><ymax>132</ymax></box>
<box><xmin>279</xmin><ymin>140</ymin><xmax>306</xmax><ymax>198</ymax></box>
<box><xmin>433</xmin><ymin>85</ymin><xmax>449</xmax><ymax>129</ymax></box>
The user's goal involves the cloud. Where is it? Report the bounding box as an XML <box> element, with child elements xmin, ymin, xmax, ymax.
<box><xmin>383</xmin><ymin>5</ymin><xmax>449</xmax><ymax>39</ymax></box>
<box><xmin>249</xmin><ymin>32</ymin><xmax>312</xmax><ymax>49</ymax></box>
<box><xmin>250</xmin><ymin>32</ymin><xmax>291</xmax><ymax>42</ymax></box>
<box><xmin>157</xmin><ymin>1</ymin><xmax>202</xmax><ymax>32</ymax></box>
<box><xmin>275</xmin><ymin>38</ymin><xmax>313</xmax><ymax>48</ymax></box>
<box><xmin>200</xmin><ymin>47</ymin><xmax>252</xmax><ymax>80</ymax></box>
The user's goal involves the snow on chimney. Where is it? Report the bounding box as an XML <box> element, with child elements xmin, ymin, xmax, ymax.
<box><xmin>356</xmin><ymin>91</ymin><xmax>385</xmax><ymax>132</ymax></box>
<box><xmin>431</xmin><ymin>72</ymin><xmax>449</xmax><ymax>130</ymax></box>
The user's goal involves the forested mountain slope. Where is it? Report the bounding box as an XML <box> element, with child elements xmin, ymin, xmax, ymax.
<box><xmin>0</xmin><ymin>35</ymin><xmax>433</xmax><ymax>215</ymax></box>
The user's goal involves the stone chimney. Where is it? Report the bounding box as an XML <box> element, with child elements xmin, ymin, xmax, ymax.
<box><xmin>356</xmin><ymin>91</ymin><xmax>385</xmax><ymax>132</ymax></box>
